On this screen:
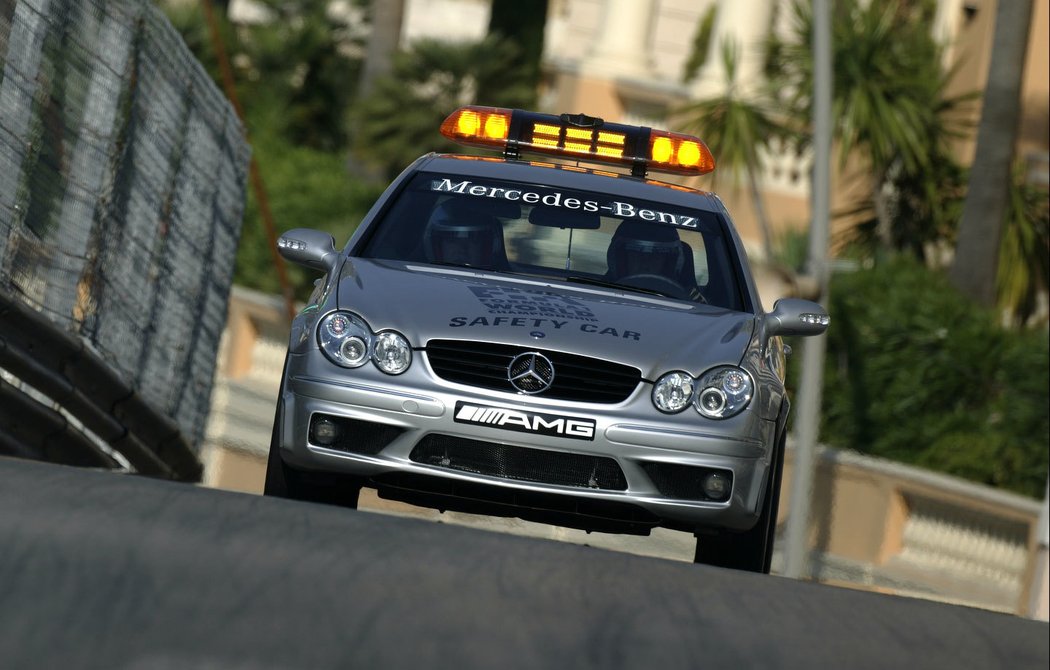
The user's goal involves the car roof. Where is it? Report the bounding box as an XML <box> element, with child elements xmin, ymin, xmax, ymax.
<box><xmin>416</xmin><ymin>154</ymin><xmax>726</xmax><ymax>213</ymax></box>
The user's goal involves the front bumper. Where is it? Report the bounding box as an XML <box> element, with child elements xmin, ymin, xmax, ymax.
<box><xmin>276</xmin><ymin>351</ymin><xmax>777</xmax><ymax>533</ymax></box>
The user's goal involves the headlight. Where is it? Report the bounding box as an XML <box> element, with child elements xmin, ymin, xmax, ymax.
<box><xmin>694</xmin><ymin>366</ymin><xmax>753</xmax><ymax>419</ymax></box>
<box><xmin>372</xmin><ymin>330</ymin><xmax>412</xmax><ymax>375</ymax></box>
<box><xmin>318</xmin><ymin>312</ymin><xmax>372</xmax><ymax>368</ymax></box>
<box><xmin>652</xmin><ymin>371</ymin><xmax>695</xmax><ymax>413</ymax></box>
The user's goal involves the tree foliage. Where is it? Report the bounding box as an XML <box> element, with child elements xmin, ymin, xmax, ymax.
<box><xmin>226</xmin><ymin>0</ymin><xmax>364</xmax><ymax>151</ymax></box>
<box><xmin>163</xmin><ymin>1</ymin><xmax>378</xmax><ymax>298</ymax></box>
<box><xmin>350</xmin><ymin>37</ymin><xmax>536</xmax><ymax>179</ymax></box>
<box><xmin>483</xmin><ymin>0</ymin><xmax>547</xmax><ymax>105</ymax></box>
<box><xmin>681</xmin><ymin>5</ymin><xmax>717</xmax><ymax>83</ymax></box>
<box><xmin>235</xmin><ymin>130</ymin><xmax>384</xmax><ymax>296</ymax></box>
<box><xmin>997</xmin><ymin>161</ymin><xmax>1050</xmax><ymax>325</ymax></box>
<box><xmin>791</xmin><ymin>255</ymin><xmax>1049</xmax><ymax>497</ymax></box>
<box><xmin>678</xmin><ymin>39</ymin><xmax>795</xmax><ymax>260</ymax></box>
<box><xmin>769</xmin><ymin>0</ymin><xmax>975</xmax><ymax>256</ymax></box>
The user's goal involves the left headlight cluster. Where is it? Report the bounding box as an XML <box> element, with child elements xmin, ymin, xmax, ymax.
<box><xmin>318</xmin><ymin>311</ymin><xmax>412</xmax><ymax>375</ymax></box>
<box><xmin>651</xmin><ymin>366</ymin><xmax>753</xmax><ymax>419</ymax></box>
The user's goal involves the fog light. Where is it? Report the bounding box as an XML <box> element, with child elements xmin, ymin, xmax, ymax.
<box><xmin>311</xmin><ymin>417</ymin><xmax>340</xmax><ymax>446</ymax></box>
<box><xmin>702</xmin><ymin>472</ymin><xmax>731</xmax><ymax>501</ymax></box>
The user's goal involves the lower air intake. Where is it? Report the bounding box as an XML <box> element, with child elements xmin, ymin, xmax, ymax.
<box><xmin>410</xmin><ymin>435</ymin><xmax>628</xmax><ymax>491</ymax></box>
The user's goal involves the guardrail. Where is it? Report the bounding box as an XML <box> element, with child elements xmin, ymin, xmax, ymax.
<box><xmin>1</xmin><ymin>293</ymin><xmax>201</xmax><ymax>480</ymax></box>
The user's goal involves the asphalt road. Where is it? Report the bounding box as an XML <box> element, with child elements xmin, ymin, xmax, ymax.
<box><xmin>1</xmin><ymin>456</ymin><xmax>1047</xmax><ymax>669</ymax></box>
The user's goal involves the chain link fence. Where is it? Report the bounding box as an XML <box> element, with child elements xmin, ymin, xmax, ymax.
<box><xmin>0</xmin><ymin>0</ymin><xmax>249</xmax><ymax>478</ymax></box>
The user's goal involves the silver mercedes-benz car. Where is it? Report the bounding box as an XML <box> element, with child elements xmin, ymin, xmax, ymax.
<box><xmin>265</xmin><ymin>107</ymin><xmax>829</xmax><ymax>572</ymax></box>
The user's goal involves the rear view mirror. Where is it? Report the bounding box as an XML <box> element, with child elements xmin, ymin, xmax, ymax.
<box><xmin>528</xmin><ymin>207</ymin><xmax>601</xmax><ymax>229</ymax></box>
<box><xmin>441</xmin><ymin>196</ymin><xmax>521</xmax><ymax>220</ymax></box>
<box><xmin>762</xmin><ymin>298</ymin><xmax>830</xmax><ymax>338</ymax></box>
<box><xmin>277</xmin><ymin>228</ymin><xmax>338</xmax><ymax>272</ymax></box>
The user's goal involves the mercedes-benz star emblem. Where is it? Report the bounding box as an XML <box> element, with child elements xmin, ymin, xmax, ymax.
<box><xmin>507</xmin><ymin>352</ymin><xmax>555</xmax><ymax>394</ymax></box>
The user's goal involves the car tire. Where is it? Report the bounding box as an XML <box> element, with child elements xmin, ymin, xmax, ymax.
<box><xmin>263</xmin><ymin>400</ymin><xmax>293</xmax><ymax>498</ymax></box>
<box><xmin>263</xmin><ymin>365</ymin><xmax>362</xmax><ymax>510</ymax></box>
<box><xmin>693</xmin><ymin>427</ymin><xmax>786</xmax><ymax>573</ymax></box>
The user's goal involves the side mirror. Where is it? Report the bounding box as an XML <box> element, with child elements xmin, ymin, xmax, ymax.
<box><xmin>277</xmin><ymin>228</ymin><xmax>338</xmax><ymax>272</ymax></box>
<box><xmin>761</xmin><ymin>298</ymin><xmax>830</xmax><ymax>338</ymax></box>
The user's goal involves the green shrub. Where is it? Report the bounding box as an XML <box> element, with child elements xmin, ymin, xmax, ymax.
<box><xmin>789</xmin><ymin>255</ymin><xmax>1049</xmax><ymax>498</ymax></box>
<box><xmin>235</xmin><ymin>125</ymin><xmax>383</xmax><ymax>298</ymax></box>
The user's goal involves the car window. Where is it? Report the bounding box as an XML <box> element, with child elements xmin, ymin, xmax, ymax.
<box><xmin>360</xmin><ymin>172</ymin><xmax>745</xmax><ymax>311</ymax></box>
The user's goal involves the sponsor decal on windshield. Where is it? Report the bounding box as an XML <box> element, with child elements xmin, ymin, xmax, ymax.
<box><xmin>454</xmin><ymin>401</ymin><xmax>596</xmax><ymax>440</ymax></box>
<box><xmin>432</xmin><ymin>178</ymin><xmax>700</xmax><ymax>229</ymax></box>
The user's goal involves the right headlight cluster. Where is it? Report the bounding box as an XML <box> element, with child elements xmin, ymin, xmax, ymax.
<box><xmin>651</xmin><ymin>366</ymin><xmax>753</xmax><ymax>419</ymax></box>
<box><xmin>317</xmin><ymin>311</ymin><xmax>412</xmax><ymax>375</ymax></box>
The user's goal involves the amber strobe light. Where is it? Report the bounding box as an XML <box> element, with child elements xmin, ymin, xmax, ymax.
<box><xmin>440</xmin><ymin>106</ymin><xmax>715</xmax><ymax>178</ymax></box>
<box><xmin>648</xmin><ymin>130</ymin><xmax>715</xmax><ymax>174</ymax></box>
<box><xmin>440</xmin><ymin>107</ymin><xmax>512</xmax><ymax>149</ymax></box>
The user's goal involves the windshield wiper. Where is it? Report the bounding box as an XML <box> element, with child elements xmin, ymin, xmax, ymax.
<box><xmin>561</xmin><ymin>275</ymin><xmax>668</xmax><ymax>298</ymax></box>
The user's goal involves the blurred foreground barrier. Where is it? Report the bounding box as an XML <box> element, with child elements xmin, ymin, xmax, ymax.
<box><xmin>0</xmin><ymin>0</ymin><xmax>249</xmax><ymax>479</ymax></box>
<box><xmin>1</xmin><ymin>456</ymin><xmax>1047</xmax><ymax>669</ymax></box>
<box><xmin>0</xmin><ymin>294</ymin><xmax>200</xmax><ymax>479</ymax></box>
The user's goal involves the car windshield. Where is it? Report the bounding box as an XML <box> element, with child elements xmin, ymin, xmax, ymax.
<box><xmin>359</xmin><ymin>171</ymin><xmax>747</xmax><ymax>311</ymax></box>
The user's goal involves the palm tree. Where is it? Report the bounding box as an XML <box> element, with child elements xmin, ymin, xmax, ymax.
<box><xmin>678</xmin><ymin>39</ymin><xmax>792</xmax><ymax>261</ymax></box>
<box><xmin>998</xmin><ymin>160</ymin><xmax>1050</xmax><ymax>326</ymax></box>
<box><xmin>949</xmin><ymin>0</ymin><xmax>1036</xmax><ymax>308</ymax></box>
<box><xmin>769</xmin><ymin>0</ymin><xmax>971</xmax><ymax>253</ymax></box>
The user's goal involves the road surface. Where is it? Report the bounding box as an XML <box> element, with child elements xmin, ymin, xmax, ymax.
<box><xmin>1</xmin><ymin>457</ymin><xmax>1046</xmax><ymax>669</ymax></box>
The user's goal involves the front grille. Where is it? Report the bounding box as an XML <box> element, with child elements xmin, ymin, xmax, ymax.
<box><xmin>641</xmin><ymin>462</ymin><xmax>733</xmax><ymax>502</ymax></box>
<box><xmin>309</xmin><ymin>414</ymin><xmax>404</xmax><ymax>455</ymax></box>
<box><xmin>410</xmin><ymin>434</ymin><xmax>628</xmax><ymax>491</ymax></box>
<box><xmin>426</xmin><ymin>340</ymin><xmax>640</xmax><ymax>403</ymax></box>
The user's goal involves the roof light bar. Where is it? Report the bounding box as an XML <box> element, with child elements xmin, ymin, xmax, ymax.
<box><xmin>440</xmin><ymin>106</ymin><xmax>716</xmax><ymax>178</ymax></box>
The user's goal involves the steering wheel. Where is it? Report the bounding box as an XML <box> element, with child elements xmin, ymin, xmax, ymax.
<box><xmin>617</xmin><ymin>273</ymin><xmax>687</xmax><ymax>298</ymax></box>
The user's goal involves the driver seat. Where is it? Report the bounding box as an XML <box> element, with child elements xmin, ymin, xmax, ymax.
<box><xmin>606</xmin><ymin>221</ymin><xmax>690</xmax><ymax>286</ymax></box>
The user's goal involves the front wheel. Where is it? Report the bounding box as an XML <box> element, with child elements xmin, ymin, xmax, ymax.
<box><xmin>264</xmin><ymin>396</ymin><xmax>362</xmax><ymax>510</ymax></box>
<box><xmin>693</xmin><ymin>429</ymin><xmax>786</xmax><ymax>573</ymax></box>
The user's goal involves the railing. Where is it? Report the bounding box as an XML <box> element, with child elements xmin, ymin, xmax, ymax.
<box><xmin>780</xmin><ymin>446</ymin><xmax>1042</xmax><ymax>613</ymax></box>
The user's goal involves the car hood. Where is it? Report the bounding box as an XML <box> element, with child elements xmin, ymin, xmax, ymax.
<box><xmin>336</xmin><ymin>259</ymin><xmax>756</xmax><ymax>379</ymax></box>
